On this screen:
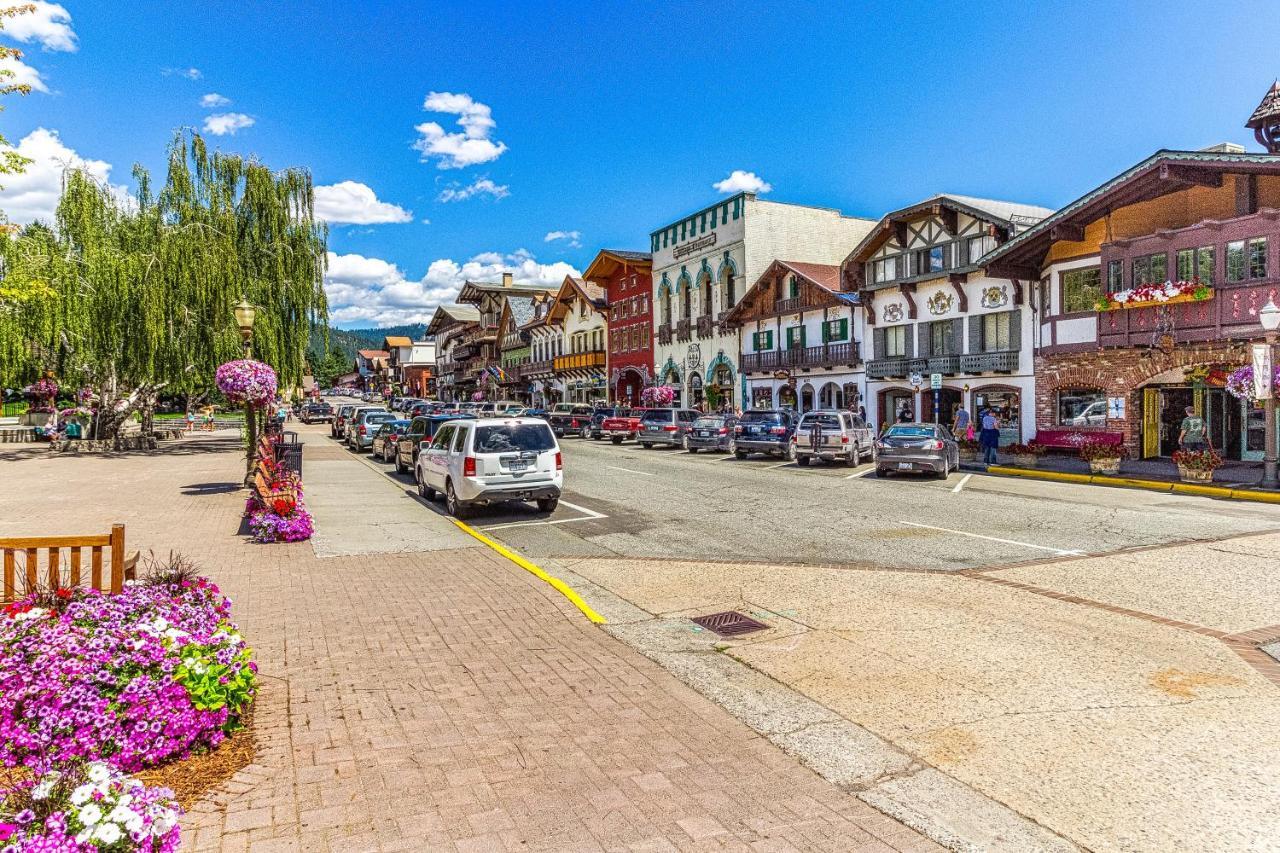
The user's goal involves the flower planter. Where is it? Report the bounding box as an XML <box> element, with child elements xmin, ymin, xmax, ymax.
<box><xmin>1177</xmin><ymin>465</ymin><xmax>1214</xmax><ymax>483</ymax></box>
<box><xmin>1109</xmin><ymin>291</ymin><xmax>1212</xmax><ymax>310</ymax></box>
<box><xmin>1089</xmin><ymin>458</ymin><xmax>1122</xmax><ymax>476</ymax></box>
<box><xmin>1011</xmin><ymin>454</ymin><xmax>1039</xmax><ymax>468</ymax></box>
<box><xmin>959</xmin><ymin>448</ymin><xmax>979</xmax><ymax>462</ymax></box>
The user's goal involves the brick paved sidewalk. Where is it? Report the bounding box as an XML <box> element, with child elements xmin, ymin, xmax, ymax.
<box><xmin>0</xmin><ymin>434</ymin><xmax>939</xmax><ymax>852</ymax></box>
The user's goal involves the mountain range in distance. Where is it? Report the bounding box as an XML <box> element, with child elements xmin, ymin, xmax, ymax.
<box><xmin>309</xmin><ymin>323</ymin><xmax>429</xmax><ymax>361</ymax></box>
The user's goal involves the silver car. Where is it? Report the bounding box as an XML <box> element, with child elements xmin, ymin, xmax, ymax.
<box><xmin>794</xmin><ymin>410</ymin><xmax>875</xmax><ymax>467</ymax></box>
<box><xmin>347</xmin><ymin>410</ymin><xmax>394</xmax><ymax>452</ymax></box>
<box><xmin>637</xmin><ymin>408</ymin><xmax>700</xmax><ymax>449</ymax></box>
<box><xmin>874</xmin><ymin>423</ymin><xmax>960</xmax><ymax>479</ymax></box>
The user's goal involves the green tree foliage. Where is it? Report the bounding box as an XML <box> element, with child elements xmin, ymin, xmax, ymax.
<box><xmin>0</xmin><ymin>131</ymin><xmax>329</xmax><ymax>441</ymax></box>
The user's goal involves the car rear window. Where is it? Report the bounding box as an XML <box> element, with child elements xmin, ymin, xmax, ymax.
<box><xmin>885</xmin><ymin>426</ymin><xmax>937</xmax><ymax>438</ymax></box>
<box><xmin>641</xmin><ymin>410</ymin><xmax>674</xmax><ymax>423</ymax></box>
<box><xmin>799</xmin><ymin>413</ymin><xmax>843</xmax><ymax>428</ymax></box>
<box><xmin>474</xmin><ymin>424</ymin><xmax>555</xmax><ymax>453</ymax></box>
<box><xmin>693</xmin><ymin>417</ymin><xmax>723</xmax><ymax>428</ymax></box>
<box><xmin>740</xmin><ymin>411</ymin><xmax>784</xmax><ymax>424</ymax></box>
<box><xmin>384</xmin><ymin>420</ymin><xmax>411</xmax><ymax>431</ymax></box>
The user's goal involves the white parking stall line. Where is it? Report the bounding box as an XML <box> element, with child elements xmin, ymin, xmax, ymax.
<box><xmin>896</xmin><ymin>521</ymin><xmax>1084</xmax><ymax>556</ymax></box>
<box><xmin>557</xmin><ymin>499</ymin><xmax>607</xmax><ymax>519</ymax></box>
<box><xmin>606</xmin><ymin>465</ymin><xmax>653</xmax><ymax>476</ymax></box>
<box><xmin>845</xmin><ymin>467</ymin><xmax>874</xmax><ymax>479</ymax></box>
<box><xmin>764</xmin><ymin>461</ymin><xmax>792</xmax><ymax>470</ymax></box>
<box><xmin>952</xmin><ymin>473</ymin><xmax>972</xmax><ymax>493</ymax></box>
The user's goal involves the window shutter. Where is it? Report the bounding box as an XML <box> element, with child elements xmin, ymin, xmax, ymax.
<box><xmin>800</xmin><ymin>326</ymin><xmax>807</xmax><ymax>348</ymax></box>
<box><xmin>873</xmin><ymin>327</ymin><xmax>885</xmax><ymax>359</ymax></box>
<box><xmin>766</xmin><ymin>330</ymin><xmax>774</xmax><ymax>350</ymax></box>
<box><xmin>918</xmin><ymin>323</ymin><xmax>931</xmax><ymax>357</ymax></box>
<box><xmin>904</xmin><ymin>325</ymin><xmax>915</xmax><ymax>358</ymax></box>
<box><xmin>968</xmin><ymin>315</ymin><xmax>982</xmax><ymax>354</ymax></box>
<box><xmin>1008</xmin><ymin>309</ymin><xmax>1022</xmax><ymax>353</ymax></box>
<box><xmin>821</xmin><ymin>321</ymin><xmax>829</xmax><ymax>344</ymax></box>
<box><xmin>950</xmin><ymin>318</ymin><xmax>964</xmax><ymax>354</ymax></box>
<box><xmin>957</xmin><ymin>238</ymin><xmax>969</xmax><ymax>267</ymax></box>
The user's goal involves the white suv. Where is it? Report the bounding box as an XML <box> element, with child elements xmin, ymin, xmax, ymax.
<box><xmin>415</xmin><ymin>417</ymin><xmax>563</xmax><ymax>518</ymax></box>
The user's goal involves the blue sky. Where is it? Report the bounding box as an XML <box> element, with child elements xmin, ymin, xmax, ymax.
<box><xmin>2</xmin><ymin>0</ymin><xmax>1278</xmax><ymax>327</ymax></box>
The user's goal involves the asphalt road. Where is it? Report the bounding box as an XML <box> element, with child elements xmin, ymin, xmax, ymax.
<box><xmin>320</xmin><ymin>405</ymin><xmax>1280</xmax><ymax>571</ymax></box>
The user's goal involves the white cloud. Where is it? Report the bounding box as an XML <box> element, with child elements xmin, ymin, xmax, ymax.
<box><xmin>313</xmin><ymin>180</ymin><xmax>413</xmax><ymax>225</ymax></box>
<box><xmin>202</xmin><ymin>112</ymin><xmax>254</xmax><ymax>136</ymax></box>
<box><xmin>199</xmin><ymin>92</ymin><xmax>230</xmax><ymax>108</ymax></box>
<box><xmin>1</xmin><ymin>2</ymin><xmax>76</xmax><ymax>52</ymax></box>
<box><xmin>0</xmin><ymin>127</ymin><xmax>129</xmax><ymax>224</ymax></box>
<box><xmin>324</xmin><ymin>249</ymin><xmax>579</xmax><ymax>327</ymax></box>
<box><xmin>437</xmin><ymin>177</ymin><xmax>509</xmax><ymax>203</ymax></box>
<box><xmin>163</xmin><ymin>66</ymin><xmax>202</xmax><ymax>80</ymax></box>
<box><xmin>713</xmin><ymin>169</ymin><xmax>772</xmax><ymax>195</ymax></box>
<box><xmin>0</xmin><ymin>53</ymin><xmax>46</xmax><ymax>92</ymax></box>
<box><xmin>544</xmin><ymin>229</ymin><xmax>581</xmax><ymax>248</ymax></box>
<box><xmin>412</xmin><ymin>91</ymin><xmax>507</xmax><ymax>169</ymax></box>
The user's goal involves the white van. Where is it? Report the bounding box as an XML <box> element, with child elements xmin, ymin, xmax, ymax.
<box><xmin>415</xmin><ymin>417</ymin><xmax>562</xmax><ymax>518</ymax></box>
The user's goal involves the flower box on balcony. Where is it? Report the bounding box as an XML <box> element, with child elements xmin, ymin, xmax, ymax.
<box><xmin>1095</xmin><ymin>280</ymin><xmax>1212</xmax><ymax>311</ymax></box>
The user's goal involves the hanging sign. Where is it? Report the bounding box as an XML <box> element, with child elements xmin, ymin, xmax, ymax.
<box><xmin>1253</xmin><ymin>343</ymin><xmax>1273</xmax><ymax>399</ymax></box>
<box><xmin>909</xmin><ymin>372</ymin><xmax>924</xmax><ymax>389</ymax></box>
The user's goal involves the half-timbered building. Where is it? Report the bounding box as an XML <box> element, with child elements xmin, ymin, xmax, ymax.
<box><xmin>842</xmin><ymin>195</ymin><xmax>1051</xmax><ymax>437</ymax></box>
<box><xmin>582</xmin><ymin>249</ymin><xmax>653</xmax><ymax>406</ymax></box>
<box><xmin>547</xmin><ymin>276</ymin><xmax>609</xmax><ymax>404</ymax></box>
<box><xmin>425</xmin><ymin>305</ymin><xmax>480</xmax><ymax>403</ymax></box>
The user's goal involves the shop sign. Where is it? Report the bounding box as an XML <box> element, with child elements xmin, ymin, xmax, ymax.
<box><xmin>672</xmin><ymin>233</ymin><xmax>717</xmax><ymax>261</ymax></box>
<box><xmin>772</xmin><ymin>370</ymin><xmax>791</xmax><ymax>381</ymax></box>
<box><xmin>1252</xmin><ymin>343</ymin><xmax>1273</xmax><ymax>399</ymax></box>
<box><xmin>909</xmin><ymin>372</ymin><xmax>924</xmax><ymax>389</ymax></box>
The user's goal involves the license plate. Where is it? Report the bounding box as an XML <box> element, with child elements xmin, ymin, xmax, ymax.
<box><xmin>748</xmin><ymin>427</ymin><xmax>760</xmax><ymax>434</ymax></box>
<box><xmin>897</xmin><ymin>462</ymin><xmax>912</xmax><ymax>470</ymax></box>
<box><xmin>698</xmin><ymin>430</ymin><xmax>709</xmax><ymax>437</ymax></box>
<box><xmin>509</xmin><ymin>461</ymin><xmax>528</xmax><ymax>472</ymax></box>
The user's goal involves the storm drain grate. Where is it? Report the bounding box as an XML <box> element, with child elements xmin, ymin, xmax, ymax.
<box><xmin>690</xmin><ymin>610</ymin><xmax>768</xmax><ymax>637</ymax></box>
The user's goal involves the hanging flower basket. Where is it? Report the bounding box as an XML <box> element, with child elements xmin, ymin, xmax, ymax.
<box><xmin>1095</xmin><ymin>280</ymin><xmax>1213</xmax><ymax>311</ymax></box>
<box><xmin>215</xmin><ymin>360</ymin><xmax>277</xmax><ymax>408</ymax></box>
<box><xmin>640</xmin><ymin>385</ymin><xmax>676</xmax><ymax>407</ymax></box>
<box><xmin>1224</xmin><ymin>365</ymin><xmax>1280</xmax><ymax>403</ymax></box>
<box><xmin>21</xmin><ymin>377</ymin><xmax>58</xmax><ymax>402</ymax></box>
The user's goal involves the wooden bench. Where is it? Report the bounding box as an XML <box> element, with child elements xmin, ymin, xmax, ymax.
<box><xmin>250</xmin><ymin>435</ymin><xmax>299</xmax><ymax>507</ymax></box>
<box><xmin>1</xmin><ymin>524</ymin><xmax>140</xmax><ymax>601</ymax></box>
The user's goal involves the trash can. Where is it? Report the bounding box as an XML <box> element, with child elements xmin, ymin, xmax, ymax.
<box><xmin>273</xmin><ymin>437</ymin><xmax>303</xmax><ymax>476</ymax></box>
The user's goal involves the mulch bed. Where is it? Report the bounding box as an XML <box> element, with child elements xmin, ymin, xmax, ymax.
<box><xmin>135</xmin><ymin>711</ymin><xmax>257</xmax><ymax>809</ymax></box>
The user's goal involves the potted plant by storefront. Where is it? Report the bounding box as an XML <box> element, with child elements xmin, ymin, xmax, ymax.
<box><xmin>1079</xmin><ymin>440</ymin><xmax>1127</xmax><ymax>476</ymax></box>
<box><xmin>1172</xmin><ymin>447</ymin><xmax>1222</xmax><ymax>483</ymax></box>
<box><xmin>958</xmin><ymin>438</ymin><xmax>980</xmax><ymax>462</ymax></box>
<box><xmin>1004</xmin><ymin>441</ymin><xmax>1046</xmax><ymax>468</ymax></box>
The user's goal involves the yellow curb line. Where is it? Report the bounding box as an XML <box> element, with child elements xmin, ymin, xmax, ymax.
<box><xmin>987</xmin><ymin>465</ymin><xmax>1280</xmax><ymax>503</ymax></box>
<box><xmin>450</xmin><ymin>519</ymin><xmax>607</xmax><ymax>624</ymax></box>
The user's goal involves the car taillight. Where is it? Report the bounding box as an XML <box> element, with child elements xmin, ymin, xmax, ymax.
<box><xmin>770</xmin><ymin>426</ymin><xmax>786</xmax><ymax>435</ymax></box>
<box><xmin>358</xmin><ymin>425</ymin><xmax>366</xmax><ymax>435</ymax></box>
<box><xmin>555</xmin><ymin>452</ymin><xmax>562</xmax><ymax>470</ymax></box>
<box><xmin>463</xmin><ymin>456</ymin><xmax>476</xmax><ymax>476</ymax></box>
<box><xmin>718</xmin><ymin>428</ymin><xmax>727</xmax><ymax>435</ymax></box>
<box><xmin>841</xmin><ymin>435</ymin><xmax>850</xmax><ymax>444</ymax></box>
<box><xmin>571</xmin><ymin>419</ymin><xmax>580</xmax><ymax>428</ymax></box>
<box><xmin>663</xmin><ymin>425</ymin><xmax>678</xmax><ymax>432</ymax></box>
<box><xmin>932</xmin><ymin>440</ymin><xmax>945</xmax><ymax>450</ymax></box>
<box><xmin>734</xmin><ymin>426</ymin><xmax>743</xmax><ymax>434</ymax></box>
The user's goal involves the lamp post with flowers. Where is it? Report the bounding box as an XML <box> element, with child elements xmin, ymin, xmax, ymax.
<box><xmin>234</xmin><ymin>297</ymin><xmax>257</xmax><ymax>358</ymax></box>
<box><xmin>1258</xmin><ymin>299</ymin><xmax>1280</xmax><ymax>490</ymax></box>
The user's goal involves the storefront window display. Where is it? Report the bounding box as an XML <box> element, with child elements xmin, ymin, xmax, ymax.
<box><xmin>974</xmin><ymin>387</ymin><xmax>1021</xmax><ymax>445</ymax></box>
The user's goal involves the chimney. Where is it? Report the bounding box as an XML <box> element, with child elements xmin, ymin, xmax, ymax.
<box><xmin>502</xmin><ymin>272</ymin><xmax>513</xmax><ymax>288</ymax></box>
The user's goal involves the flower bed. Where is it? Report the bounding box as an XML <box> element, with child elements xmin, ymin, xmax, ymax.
<box><xmin>245</xmin><ymin>452</ymin><xmax>313</xmax><ymax>543</ymax></box>
<box><xmin>1095</xmin><ymin>280</ymin><xmax>1212</xmax><ymax>311</ymax></box>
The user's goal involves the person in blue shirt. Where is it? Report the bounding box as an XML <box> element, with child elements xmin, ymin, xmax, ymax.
<box><xmin>979</xmin><ymin>408</ymin><xmax>1001</xmax><ymax>464</ymax></box>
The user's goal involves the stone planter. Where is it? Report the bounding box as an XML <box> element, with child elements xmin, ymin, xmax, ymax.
<box><xmin>1011</xmin><ymin>454</ymin><xmax>1040</xmax><ymax>468</ymax></box>
<box><xmin>50</xmin><ymin>435</ymin><xmax>157</xmax><ymax>453</ymax></box>
<box><xmin>18</xmin><ymin>411</ymin><xmax>52</xmax><ymax>427</ymax></box>
<box><xmin>959</xmin><ymin>448</ymin><xmax>979</xmax><ymax>463</ymax></box>
<box><xmin>1088</xmin><ymin>458</ymin><xmax>1122</xmax><ymax>476</ymax></box>
<box><xmin>1177</xmin><ymin>465</ymin><xmax>1214</xmax><ymax>483</ymax></box>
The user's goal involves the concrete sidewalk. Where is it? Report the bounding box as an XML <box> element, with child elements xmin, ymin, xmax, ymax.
<box><xmin>0</xmin><ymin>427</ymin><xmax>941</xmax><ymax>852</ymax></box>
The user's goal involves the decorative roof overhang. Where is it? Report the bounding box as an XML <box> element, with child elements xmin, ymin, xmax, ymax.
<box><xmin>547</xmin><ymin>276</ymin><xmax>608</xmax><ymax>323</ymax></box>
<box><xmin>582</xmin><ymin>249</ymin><xmax>653</xmax><ymax>284</ymax></box>
<box><xmin>722</xmin><ymin>259</ymin><xmax>849</xmax><ymax>325</ymax></box>
<box><xmin>983</xmin><ymin>150</ymin><xmax>1280</xmax><ymax>279</ymax></box>
<box><xmin>841</xmin><ymin>196</ymin><xmax>1020</xmax><ymax>271</ymax></box>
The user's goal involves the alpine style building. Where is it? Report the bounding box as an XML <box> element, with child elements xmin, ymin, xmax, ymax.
<box><xmin>649</xmin><ymin>192</ymin><xmax>874</xmax><ymax>410</ymax></box>
<box><xmin>583</xmin><ymin>249</ymin><xmax>653</xmax><ymax>406</ymax></box>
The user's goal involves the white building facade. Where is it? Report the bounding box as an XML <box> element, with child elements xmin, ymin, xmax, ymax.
<box><xmin>649</xmin><ymin>193</ymin><xmax>874</xmax><ymax>410</ymax></box>
<box><xmin>843</xmin><ymin>195</ymin><xmax>1050</xmax><ymax>440</ymax></box>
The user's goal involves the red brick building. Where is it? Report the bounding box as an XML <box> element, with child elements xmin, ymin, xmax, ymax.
<box><xmin>583</xmin><ymin>249</ymin><xmax>653</xmax><ymax>405</ymax></box>
<box><xmin>985</xmin><ymin>129</ymin><xmax>1280</xmax><ymax>461</ymax></box>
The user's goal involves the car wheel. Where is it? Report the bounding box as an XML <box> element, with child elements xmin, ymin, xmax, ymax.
<box><xmin>445</xmin><ymin>481</ymin><xmax>470</xmax><ymax>519</ymax></box>
<box><xmin>784</xmin><ymin>442</ymin><xmax>796</xmax><ymax>462</ymax></box>
<box><xmin>726</xmin><ymin>439</ymin><xmax>736</xmax><ymax>455</ymax></box>
<box><xmin>688</xmin><ymin>445</ymin><xmax>698</xmax><ymax>454</ymax></box>
<box><xmin>536</xmin><ymin>497</ymin><xmax>559</xmax><ymax>513</ymax></box>
<box><xmin>611</xmin><ymin>436</ymin><xmax>623</xmax><ymax>445</ymax></box>
<box><xmin>735</xmin><ymin>450</ymin><xmax>747</xmax><ymax>460</ymax></box>
<box><xmin>395</xmin><ymin>454</ymin><xmax>406</xmax><ymax>474</ymax></box>
<box><xmin>580</xmin><ymin>425</ymin><xmax>592</xmax><ymax>440</ymax></box>
<box><xmin>797</xmin><ymin>455</ymin><xmax>810</xmax><ymax>467</ymax></box>
<box><xmin>418</xmin><ymin>476</ymin><xmax>435</xmax><ymax>501</ymax></box>
<box><xmin>936</xmin><ymin>460</ymin><xmax>949</xmax><ymax>480</ymax></box>
<box><xmin>641</xmin><ymin>443</ymin><xmax>653</xmax><ymax>449</ymax></box>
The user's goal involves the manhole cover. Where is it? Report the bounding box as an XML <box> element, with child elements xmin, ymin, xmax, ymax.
<box><xmin>690</xmin><ymin>610</ymin><xmax>768</xmax><ymax>637</ymax></box>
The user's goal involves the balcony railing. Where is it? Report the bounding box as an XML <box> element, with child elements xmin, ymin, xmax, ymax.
<box><xmin>525</xmin><ymin>359</ymin><xmax>555</xmax><ymax>377</ymax></box>
<box><xmin>676</xmin><ymin>319</ymin><xmax>692</xmax><ymax>342</ymax></box>
<box><xmin>696</xmin><ymin>315</ymin><xmax>715</xmax><ymax>338</ymax></box>
<box><xmin>657</xmin><ymin>325</ymin><xmax>673</xmax><ymax>345</ymax></box>
<box><xmin>866</xmin><ymin>350</ymin><xmax>1019</xmax><ymax>379</ymax></box>
<box><xmin>461</xmin><ymin>324</ymin><xmax>499</xmax><ymax>345</ymax></box>
<box><xmin>553</xmin><ymin>351</ymin><xmax>606</xmax><ymax>372</ymax></box>
<box><xmin>741</xmin><ymin>342</ymin><xmax>861</xmax><ymax>373</ymax></box>
<box><xmin>960</xmin><ymin>350</ymin><xmax>1019</xmax><ymax>372</ymax></box>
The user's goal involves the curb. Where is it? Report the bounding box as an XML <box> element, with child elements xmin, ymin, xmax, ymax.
<box><xmin>449</xmin><ymin>519</ymin><xmax>607</xmax><ymax>624</ymax></box>
<box><xmin>984</xmin><ymin>464</ymin><xmax>1280</xmax><ymax>504</ymax></box>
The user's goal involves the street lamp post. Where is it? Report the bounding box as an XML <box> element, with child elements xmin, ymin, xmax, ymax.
<box><xmin>1259</xmin><ymin>299</ymin><xmax>1280</xmax><ymax>490</ymax></box>
<box><xmin>234</xmin><ymin>297</ymin><xmax>259</xmax><ymax>486</ymax></box>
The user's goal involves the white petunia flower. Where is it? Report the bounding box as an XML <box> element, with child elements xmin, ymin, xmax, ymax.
<box><xmin>92</xmin><ymin>822</ymin><xmax>122</xmax><ymax>844</ymax></box>
<box><xmin>30</xmin><ymin>780</ymin><xmax>54</xmax><ymax>800</ymax></box>
<box><xmin>70</xmin><ymin>784</ymin><xmax>95</xmax><ymax>806</ymax></box>
<box><xmin>86</xmin><ymin>762</ymin><xmax>112</xmax><ymax>784</ymax></box>
<box><xmin>78</xmin><ymin>803</ymin><xmax>103</xmax><ymax>825</ymax></box>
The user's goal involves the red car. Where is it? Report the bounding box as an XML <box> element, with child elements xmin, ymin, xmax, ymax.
<box><xmin>600</xmin><ymin>408</ymin><xmax>651</xmax><ymax>444</ymax></box>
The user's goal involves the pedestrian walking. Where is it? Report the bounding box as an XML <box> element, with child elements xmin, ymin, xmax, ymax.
<box><xmin>979</xmin><ymin>408</ymin><xmax>1000</xmax><ymax>464</ymax></box>
<box><xmin>184</xmin><ymin>410</ymin><xmax>195</xmax><ymax>434</ymax></box>
<box><xmin>203</xmin><ymin>411</ymin><xmax>214</xmax><ymax>432</ymax></box>
<box><xmin>897</xmin><ymin>408</ymin><xmax>913</xmax><ymax>424</ymax></box>
<box><xmin>951</xmin><ymin>405</ymin><xmax>971</xmax><ymax>440</ymax></box>
<box><xmin>1178</xmin><ymin>406</ymin><xmax>1208</xmax><ymax>451</ymax></box>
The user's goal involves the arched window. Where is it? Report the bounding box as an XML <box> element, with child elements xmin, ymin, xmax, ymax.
<box><xmin>700</xmin><ymin>273</ymin><xmax>713</xmax><ymax>317</ymax></box>
<box><xmin>721</xmin><ymin>265</ymin><xmax>736</xmax><ymax>308</ymax></box>
<box><xmin>682</xmin><ymin>280</ymin><xmax>692</xmax><ymax>319</ymax></box>
<box><xmin>661</xmin><ymin>289</ymin><xmax>672</xmax><ymax>326</ymax></box>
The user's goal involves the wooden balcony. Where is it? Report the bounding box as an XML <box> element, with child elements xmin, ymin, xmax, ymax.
<box><xmin>960</xmin><ymin>350</ymin><xmax>1019</xmax><ymax>372</ymax></box>
<box><xmin>866</xmin><ymin>350</ymin><xmax>1018</xmax><ymax>379</ymax></box>
<box><xmin>1094</xmin><ymin>282</ymin><xmax>1277</xmax><ymax>349</ymax></box>
<box><xmin>553</xmin><ymin>351</ymin><xmax>606</xmax><ymax>372</ymax></box>
<box><xmin>741</xmin><ymin>342</ymin><xmax>861</xmax><ymax>374</ymax></box>
<box><xmin>461</xmin><ymin>324</ymin><xmax>499</xmax><ymax>345</ymax></box>
<box><xmin>525</xmin><ymin>359</ymin><xmax>555</xmax><ymax>377</ymax></box>
<box><xmin>696</xmin><ymin>315</ymin><xmax>715</xmax><ymax>338</ymax></box>
<box><xmin>676</xmin><ymin>319</ymin><xmax>692</xmax><ymax>342</ymax></box>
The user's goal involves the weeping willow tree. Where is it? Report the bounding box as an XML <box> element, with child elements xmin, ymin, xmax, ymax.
<box><xmin>0</xmin><ymin>131</ymin><xmax>328</xmax><ymax>443</ymax></box>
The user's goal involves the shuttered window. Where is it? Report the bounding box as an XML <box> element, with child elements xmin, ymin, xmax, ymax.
<box><xmin>752</xmin><ymin>330</ymin><xmax>774</xmax><ymax>351</ymax></box>
<box><xmin>884</xmin><ymin>325</ymin><xmax>906</xmax><ymax>357</ymax></box>
<box><xmin>786</xmin><ymin>326</ymin><xmax>806</xmax><ymax>349</ymax></box>
<box><xmin>822</xmin><ymin>318</ymin><xmax>849</xmax><ymax>342</ymax></box>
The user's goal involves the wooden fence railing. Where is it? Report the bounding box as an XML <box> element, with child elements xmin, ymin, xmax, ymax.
<box><xmin>1</xmin><ymin>524</ymin><xmax>139</xmax><ymax>601</ymax></box>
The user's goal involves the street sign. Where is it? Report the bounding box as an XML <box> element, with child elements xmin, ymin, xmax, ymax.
<box><xmin>909</xmin><ymin>372</ymin><xmax>924</xmax><ymax>389</ymax></box>
<box><xmin>930</xmin><ymin>373</ymin><xmax>942</xmax><ymax>390</ymax></box>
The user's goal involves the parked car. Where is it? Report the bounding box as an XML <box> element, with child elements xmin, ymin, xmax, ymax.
<box><xmin>331</xmin><ymin>404</ymin><xmax>356</xmax><ymax>439</ymax></box>
<box><xmin>346</xmin><ymin>408</ymin><xmax>392</xmax><ymax>451</ymax></box>
<box><xmin>600</xmin><ymin>408</ymin><xmax>650</xmax><ymax>444</ymax></box>
<box><xmin>637</xmin><ymin>408</ymin><xmax>700</xmax><ymax>449</ymax></box>
<box><xmin>547</xmin><ymin>403</ymin><xmax>595</xmax><ymax>438</ymax></box>
<box><xmin>577</xmin><ymin>406</ymin><xmax>626</xmax><ymax>440</ymax></box>
<box><xmin>734</xmin><ymin>409</ymin><xmax>800</xmax><ymax>460</ymax></box>
<box><xmin>875</xmin><ymin>422</ymin><xmax>960</xmax><ymax>479</ymax></box>
<box><xmin>685</xmin><ymin>414</ymin><xmax>738</xmax><ymax>453</ymax></box>
<box><xmin>394</xmin><ymin>413</ymin><xmax>476</xmax><ymax>474</ymax></box>
<box><xmin>371</xmin><ymin>419</ymin><xmax>412</xmax><ymax>462</ymax></box>
<box><xmin>415</xmin><ymin>416</ymin><xmax>563</xmax><ymax>518</ymax></box>
<box><xmin>300</xmin><ymin>402</ymin><xmax>333</xmax><ymax>424</ymax></box>
<box><xmin>793</xmin><ymin>410</ymin><xmax>876</xmax><ymax>466</ymax></box>
<box><xmin>522</xmin><ymin>407</ymin><xmax>549</xmax><ymax>421</ymax></box>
